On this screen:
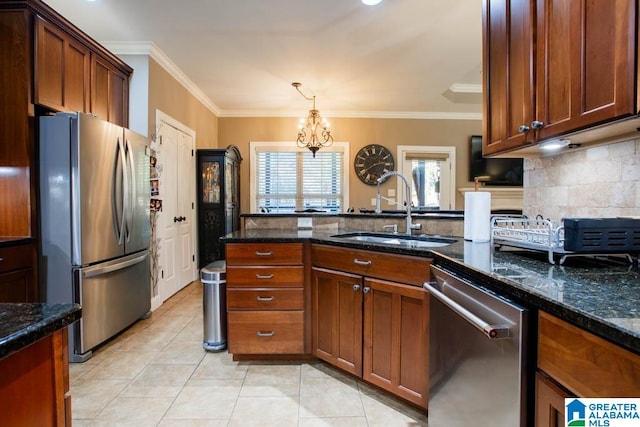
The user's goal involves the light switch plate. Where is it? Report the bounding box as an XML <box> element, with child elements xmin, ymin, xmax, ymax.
<box><xmin>388</xmin><ymin>189</ymin><xmax>396</xmax><ymax>197</ymax></box>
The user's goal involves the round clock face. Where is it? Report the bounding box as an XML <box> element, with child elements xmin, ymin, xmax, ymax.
<box><xmin>354</xmin><ymin>144</ymin><xmax>395</xmax><ymax>185</ymax></box>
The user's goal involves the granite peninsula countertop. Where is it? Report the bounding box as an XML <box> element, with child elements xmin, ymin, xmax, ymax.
<box><xmin>0</xmin><ymin>303</ymin><xmax>81</xmax><ymax>359</ymax></box>
<box><xmin>222</xmin><ymin>229</ymin><xmax>640</xmax><ymax>354</ymax></box>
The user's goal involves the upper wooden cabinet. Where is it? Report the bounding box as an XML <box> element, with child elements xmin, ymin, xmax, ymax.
<box><xmin>35</xmin><ymin>17</ymin><xmax>90</xmax><ymax>113</ymax></box>
<box><xmin>483</xmin><ymin>0</ymin><xmax>637</xmax><ymax>156</ymax></box>
<box><xmin>91</xmin><ymin>54</ymin><xmax>129</xmax><ymax>127</ymax></box>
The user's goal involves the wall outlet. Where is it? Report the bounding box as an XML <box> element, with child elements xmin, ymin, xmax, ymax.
<box><xmin>297</xmin><ymin>217</ymin><xmax>312</xmax><ymax>229</ymax></box>
<box><xmin>371</xmin><ymin>197</ymin><xmax>377</xmax><ymax>206</ymax></box>
<box><xmin>388</xmin><ymin>189</ymin><xmax>396</xmax><ymax>197</ymax></box>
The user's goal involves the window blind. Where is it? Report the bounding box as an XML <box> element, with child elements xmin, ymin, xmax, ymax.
<box><xmin>256</xmin><ymin>150</ymin><xmax>343</xmax><ymax>213</ymax></box>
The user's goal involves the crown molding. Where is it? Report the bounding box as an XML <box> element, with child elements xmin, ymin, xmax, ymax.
<box><xmin>103</xmin><ymin>41</ymin><xmax>221</xmax><ymax>116</ymax></box>
<box><xmin>219</xmin><ymin>110</ymin><xmax>482</xmax><ymax>120</ymax></box>
<box><xmin>102</xmin><ymin>42</ymin><xmax>482</xmax><ymax>121</ymax></box>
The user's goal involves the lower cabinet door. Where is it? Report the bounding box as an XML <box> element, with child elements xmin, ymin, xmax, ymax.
<box><xmin>535</xmin><ymin>372</ymin><xmax>572</xmax><ymax>427</ymax></box>
<box><xmin>363</xmin><ymin>277</ymin><xmax>428</xmax><ymax>408</ymax></box>
<box><xmin>311</xmin><ymin>267</ymin><xmax>363</xmax><ymax>376</ymax></box>
<box><xmin>227</xmin><ymin>311</ymin><xmax>303</xmax><ymax>354</ymax></box>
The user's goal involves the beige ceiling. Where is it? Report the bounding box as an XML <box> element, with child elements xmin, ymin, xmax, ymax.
<box><xmin>42</xmin><ymin>0</ymin><xmax>483</xmax><ymax>118</ymax></box>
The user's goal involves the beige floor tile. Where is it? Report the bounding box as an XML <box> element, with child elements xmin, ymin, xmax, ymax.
<box><xmin>360</xmin><ymin>393</ymin><xmax>428</xmax><ymax>426</ymax></box>
<box><xmin>82</xmin><ymin>351</ymin><xmax>158</xmax><ymax>380</ymax></box>
<box><xmin>69</xmin><ymin>420</ymin><xmax>92</xmax><ymax>427</ymax></box>
<box><xmin>120</xmin><ymin>364</ymin><xmax>197</xmax><ymax>398</ymax></box>
<box><xmin>70</xmin><ymin>379</ymin><xmax>130</xmax><ymax>419</ymax></box>
<box><xmin>145</xmin><ymin>314</ymin><xmax>196</xmax><ymax>332</ymax></box>
<box><xmin>240</xmin><ymin>364</ymin><xmax>301</xmax><ymax>397</ymax></box>
<box><xmin>117</xmin><ymin>329</ymin><xmax>180</xmax><ymax>351</ymax></box>
<box><xmin>153</xmin><ymin>341</ymin><xmax>207</xmax><ymax>365</ymax></box>
<box><xmin>157</xmin><ymin>420</ymin><xmax>229</xmax><ymax>427</ymax></box>
<box><xmin>164</xmin><ymin>382</ymin><xmax>241</xmax><ymax>420</ymax></box>
<box><xmin>173</xmin><ymin>317</ymin><xmax>207</xmax><ymax>342</ymax></box>
<box><xmin>91</xmin><ymin>397</ymin><xmax>174</xmax><ymax>426</ymax></box>
<box><xmin>298</xmin><ymin>417</ymin><xmax>369</xmax><ymax>427</ymax></box>
<box><xmin>299</xmin><ymin>377</ymin><xmax>364</xmax><ymax>418</ymax></box>
<box><xmin>191</xmin><ymin>351</ymin><xmax>248</xmax><ymax>380</ymax></box>
<box><xmin>229</xmin><ymin>396</ymin><xmax>299</xmax><ymax>427</ymax></box>
<box><xmin>69</xmin><ymin>361</ymin><xmax>97</xmax><ymax>384</ymax></box>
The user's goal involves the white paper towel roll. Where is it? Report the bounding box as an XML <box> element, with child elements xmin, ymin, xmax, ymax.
<box><xmin>464</xmin><ymin>191</ymin><xmax>491</xmax><ymax>242</ymax></box>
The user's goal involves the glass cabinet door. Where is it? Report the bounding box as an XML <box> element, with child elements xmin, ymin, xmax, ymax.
<box><xmin>201</xmin><ymin>160</ymin><xmax>221</xmax><ymax>203</ymax></box>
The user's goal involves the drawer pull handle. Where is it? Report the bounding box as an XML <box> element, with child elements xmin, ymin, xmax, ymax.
<box><xmin>353</xmin><ymin>258</ymin><xmax>372</xmax><ymax>266</ymax></box>
<box><xmin>256</xmin><ymin>331</ymin><xmax>275</xmax><ymax>337</ymax></box>
<box><xmin>255</xmin><ymin>251</ymin><xmax>273</xmax><ymax>256</ymax></box>
<box><xmin>256</xmin><ymin>296</ymin><xmax>275</xmax><ymax>301</ymax></box>
<box><xmin>256</xmin><ymin>274</ymin><xmax>274</xmax><ymax>279</ymax></box>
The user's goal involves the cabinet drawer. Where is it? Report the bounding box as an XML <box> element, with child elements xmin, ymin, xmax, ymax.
<box><xmin>0</xmin><ymin>244</ymin><xmax>34</xmax><ymax>274</ymax></box>
<box><xmin>227</xmin><ymin>288</ymin><xmax>303</xmax><ymax>310</ymax></box>
<box><xmin>227</xmin><ymin>311</ymin><xmax>304</xmax><ymax>354</ymax></box>
<box><xmin>226</xmin><ymin>243</ymin><xmax>303</xmax><ymax>265</ymax></box>
<box><xmin>227</xmin><ymin>266</ymin><xmax>303</xmax><ymax>287</ymax></box>
<box><xmin>538</xmin><ymin>311</ymin><xmax>640</xmax><ymax>397</ymax></box>
<box><xmin>311</xmin><ymin>244</ymin><xmax>431</xmax><ymax>286</ymax></box>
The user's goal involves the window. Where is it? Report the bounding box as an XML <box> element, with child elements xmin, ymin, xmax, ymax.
<box><xmin>397</xmin><ymin>146</ymin><xmax>456</xmax><ymax>210</ymax></box>
<box><xmin>250</xmin><ymin>142</ymin><xmax>349</xmax><ymax>213</ymax></box>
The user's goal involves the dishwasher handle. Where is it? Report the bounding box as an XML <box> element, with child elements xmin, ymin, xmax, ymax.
<box><xmin>424</xmin><ymin>282</ymin><xmax>510</xmax><ymax>340</ymax></box>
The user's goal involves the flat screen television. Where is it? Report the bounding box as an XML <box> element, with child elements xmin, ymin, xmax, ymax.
<box><xmin>469</xmin><ymin>135</ymin><xmax>523</xmax><ymax>186</ymax></box>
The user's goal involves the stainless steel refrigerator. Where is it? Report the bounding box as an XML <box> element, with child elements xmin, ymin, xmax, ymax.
<box><xmin>40</xmin><ymin>112</ymin><xmax>151</xmax><ymax>362</ymax></box>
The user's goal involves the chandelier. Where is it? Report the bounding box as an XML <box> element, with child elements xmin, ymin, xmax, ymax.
<box><xmin>292</xmin><ymin>82</ymin><xmax>333</xmax><ymax>157</ymax></box>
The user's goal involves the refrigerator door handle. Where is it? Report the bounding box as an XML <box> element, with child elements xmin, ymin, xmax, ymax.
<box><xmin>112</xmin><ymin>137</ymin><xmax>126</xmax><ymax>245</ymax></box>
<box><xmin>125</xmin><ymin>137</ymin><xmax>137</xmax><ymax>243</ymax></box>
<box><xmin>82</xmin><ymin>251</ymin><xmax>149</xmax><ymax>278</ymax></box>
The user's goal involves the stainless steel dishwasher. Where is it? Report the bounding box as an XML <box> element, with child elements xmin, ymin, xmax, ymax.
<box><xmin>425</xmin><ymin>265</ymin><xmax>528</xmax><ymax>426</ymax></box>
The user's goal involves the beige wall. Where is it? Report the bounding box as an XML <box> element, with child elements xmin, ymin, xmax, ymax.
<box><xmin>218</xmin><ymin>117</ymin><xmax>482</xmax><ymax>214</ymax></box>
<box><xmin>148</xmin><ymin>58</ymin><xmax>219</xmax><ymax>148</ymax></box>
<box><xmin>523</xmin><ymin>138</ymin><xmax>640</xmax><ymax>222</ymax></box>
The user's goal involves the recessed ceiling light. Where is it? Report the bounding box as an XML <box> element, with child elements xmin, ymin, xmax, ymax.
<box><xmin>362</xmin><ymin>0</ymin><xmax>382</xmax><ymax>5</ymax></box>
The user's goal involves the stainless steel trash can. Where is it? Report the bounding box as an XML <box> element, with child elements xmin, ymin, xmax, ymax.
<box><xmin>200</xmin><ymin>260</ymin><xmax>227</xmax><ymax>351</ymax></box>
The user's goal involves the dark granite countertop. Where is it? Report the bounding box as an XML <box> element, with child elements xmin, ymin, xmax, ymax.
<box><xmin>222</xmin><ymin>229</ymin><xmax>640</xmax><ymax>355</ymax></box>
<box><xmin>242</xmin><ymin>211</ymin><xmax>465</xmax><ymax>220</ymax></box>
<box><xmin>0</xmin><ymin>237</ymin><xmax>36</xmax><ymax>248</ymax></box>
<box><xmin>0</xmin><ymin>303</ymin><xmax>82</xmax><ymax>359</ymax></box>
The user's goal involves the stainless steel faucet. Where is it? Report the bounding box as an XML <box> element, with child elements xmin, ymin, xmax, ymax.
<box><xmin>376</xmin><ymin>171</ymin><xmax>421</xmax><ymax>235</ymax></box>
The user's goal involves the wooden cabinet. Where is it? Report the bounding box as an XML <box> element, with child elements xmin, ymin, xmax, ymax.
<box><xmin>482</xmin><ymin>0</ymin><xmax>637</xmax><ymax>156</ymax></box>
<box><xmin>0</xmin><ymin>328</ymin><xmax>71</xmax><ymax>426</ymax></box>
<box><xmin>91</xmin><ymin>54</ymin><xmax>129</xmax><ymax>127</ymax></box>
<box><xmin>0</xmin><ymin>243</ymin><xmax>37</xmax><ymax>303</ymax></box>
<box><xmin>197</xmin><ymin>147</ymin><xmax>242</xmax><ymax>267</ymax></box>
<box><xmin>226</xmin><ymin>243</ymin><xmax>305</xmax><ymax>355</ymax></box>
<box><xmin>535</xmin><ymin>372</ymin><xmax>571</xmax><ymax>427</ymax></box>
<box><xmin>311</xmin><ymin>267</ymin><xmax>363</xmax><ymax>376</ymax></box>
<box><xmin>535</xmin><ymin>311</ymin><xmax>640</xmax><ymax>426</ymax></box>
<box><xmin>311</xmin><ymin>244</ymin><xmax>430</xmax><ymax>408</ymax></box>
<box><xmin>35</xmin><ymin>17</ymin><xmax>90</xmax><ymax>113</ymax></box>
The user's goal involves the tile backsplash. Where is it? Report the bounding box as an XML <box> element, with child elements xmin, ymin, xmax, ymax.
<box><xmin>523</xmin><ymin>138</ymin><xmax>640</xmax><ymax>222</ymax></box>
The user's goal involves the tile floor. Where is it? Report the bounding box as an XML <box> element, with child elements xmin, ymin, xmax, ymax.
<box><xmin>69</xmin><ymin>281</ymin><xmax>429</xmax><ymax>426</ymax></box>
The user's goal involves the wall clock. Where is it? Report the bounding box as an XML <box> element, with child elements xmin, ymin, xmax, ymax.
<box><xmin>354</xmin><ymin>144</ymin><xmax>395</xmax><ymax>185</ymax></box>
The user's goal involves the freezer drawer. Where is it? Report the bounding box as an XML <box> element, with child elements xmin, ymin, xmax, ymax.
<box><xmin>73</xmin><ymin>251</ymin><xmax>150</xmax><ymax>360</ymax></box>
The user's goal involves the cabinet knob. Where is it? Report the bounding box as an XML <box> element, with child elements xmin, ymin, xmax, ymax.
<box><xmin>518</xmin><ymin>125</ymin><xmax>530</xmax><ymax>133</ymax></box>
<box><xmin>363</xmin><ymin>286</ymin><xmax>371</xmax><ymax>294</ymax></box>
<box><xmin>353</xmin><ymin>284</ymin><xmax>360</xmax><ymax>291</ymax></box>
<box><xmin>531</xmin><ymin>120</ymin><xmax>544</xmax><ymax>129</ymax></box>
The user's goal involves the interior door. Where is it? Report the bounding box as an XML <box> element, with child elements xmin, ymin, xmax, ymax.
<box><xmin>156</xmin><ymin>118</ymin><xmax>196</xmax><ymax>304</ymax></box>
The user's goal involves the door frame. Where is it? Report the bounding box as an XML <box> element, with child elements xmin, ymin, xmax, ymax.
<box><xmin>151</xmin><ymin>110</ymin><xmax>197</xmax><ymax>311</ymax></box>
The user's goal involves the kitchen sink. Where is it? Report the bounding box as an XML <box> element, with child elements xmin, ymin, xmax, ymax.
<box><xmin>331</xmin><ymin>232</ymin><xmax>457</xmax><ymax>248</ymax></box>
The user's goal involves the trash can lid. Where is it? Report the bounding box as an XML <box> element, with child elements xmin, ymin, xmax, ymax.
<box><xmin>200</xmin><ymin>260</ymin><xmax>226</xmax><ymax>281</ymax></box>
